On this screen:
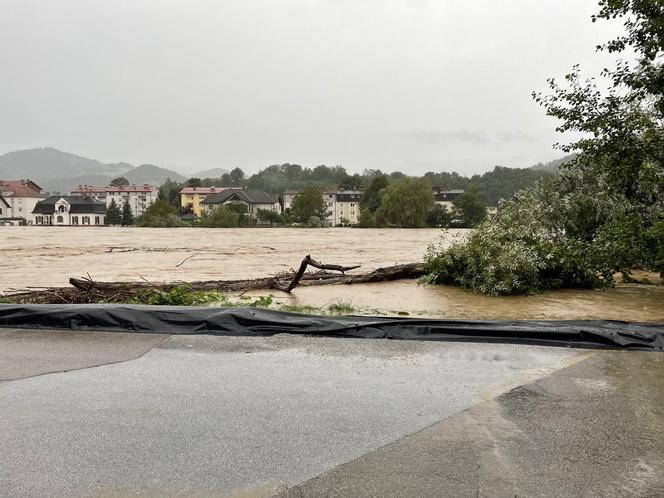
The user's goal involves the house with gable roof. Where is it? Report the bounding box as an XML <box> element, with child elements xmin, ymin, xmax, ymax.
<box><xmin>32</xmin><ymin>196</ymin><xmax>107</xmax><ymax>226</ymax></box>
<box><xmin>0</xmin><ymin>179</ymin><xmax>45</xmax><ymax>224</ymax></box>
<box><xmin>201</xmin><ymin>188</ymin><xmax>279</xmax><ymax>224</ymax></box>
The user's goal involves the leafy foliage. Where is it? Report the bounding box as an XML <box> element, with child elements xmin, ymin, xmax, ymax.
<box><xmin>110</xmin><ymin>176</ymin><xmax>129</xmax><ymax>187</ymax></box>
<box><xmin>200</xmin><ymin>205</ymin><xmax>240</xmax><ymax>228</ymax></box>
<box><xmin>376</xmin><ymin>177</ymin><xmax>435</xmax><ymax>228</ymax></box>
<box><xmin>137</xmin><ymin>200</ymin><xmax>187</xmax><ymax>227</ymax></box>
<box><xmin>426</xmin><ymin>204</ymin><xmax>453</xmax><ymax>228</ymax></box>
<box><xmin>290</xmin><ymin>187</ymin><xmax>328</xmax><ymax>225</ymax></box>
<box><xmin>361</xmin><ymin>175</ymin><xmax>389</xmax><ymax>213</ymax></box>
<box><xmin>453</xmin><ymin>185</ymin><xmax>487</xmax><ymax>227</ymax></box>
<box><xmin>126</xmin><ymin>286</ymin><xmax>222</xmax><ymax>306</ymax></box>
<box><xmin>357</xmin><ymin>207</ymin><xmax>376</xmax><ymax>228</ymax></box>
<box><xmin>256</xmin><ymin>208</ymin><xmax>283</xmax><ymax>224</ymax></box>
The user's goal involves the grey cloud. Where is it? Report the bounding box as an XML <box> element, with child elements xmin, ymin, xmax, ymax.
<box><xmin>0</xmin><ymin>0</ymin><xmax>623</xmax><ymax>176</ymax></box>
<box><xmin>497</xmin><ymin>131</ymin><xmax>539</xmax><ymax>143</ymax></box>
<box><xmin>402</xmin><ymin>129</ymin><xmax>489</xmax><ymax>145</ymax></box>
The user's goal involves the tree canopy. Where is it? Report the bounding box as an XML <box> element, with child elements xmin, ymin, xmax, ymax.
<box><xmin>289</xmin><ymin>187</ymin><xmax>328</xmax><ymax>225</ymax></box>
<box><xmin>376</xmin><ymin>177</ymin><xmax>435</xmax><ymax>228</ymax></box>
<box><xmin>361</xmin><ymin>175</ymin><xmax>389</xmax><ymax>213</ymax></box>
<box><xmin>200</xmin><ymin>205</ymin><xmax>240</xmax><ymax>228</ymax></box>
<box><xmin>110</xmin><ymin>176</ymin><xmax>129</xmax><ymax>187</ymax></box>
<box><xmin>105</xmin><ymin>199</ymin><xmax>122</xmax><ymax>225</ymax></box>
<box><xmin>137</xmin><ymin>200</ymin><xmax>186</xmax><ymax>227</ymax></box>
<box><xmin>121</xmin><ymin>200</ymin><xmax>135</xmax><ymax>226</ymax></box>
<box><xmin>454</xmin><ymin>185</ymin><xmax>487</xmax><ymax>228</ymax></box>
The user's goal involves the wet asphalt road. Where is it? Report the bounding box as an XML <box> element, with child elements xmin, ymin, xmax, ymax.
<box><xmin>1</xmin><ymin>328</ymin><xmax>663</xmax><ymax>497</ymax></box>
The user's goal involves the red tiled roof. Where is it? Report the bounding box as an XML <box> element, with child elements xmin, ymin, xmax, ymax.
<box><xmin>71</xmin><ymin>185</ymin><xmax>158</xmax><ymax>194</ymax></box>
<box><xmin>0</xmin><ymin>180</ymin><xmax>43</xmax><ymax>198</ymax></box>
<box><xmin>179</xmin><ymin>187</ymin><xmax>226</xmax><ymax>194</ymax></box>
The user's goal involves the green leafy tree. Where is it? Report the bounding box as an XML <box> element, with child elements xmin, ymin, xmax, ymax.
<box><xmin>105</xmin><ymin>199</ymin><xmax>122</xmax><ymax>225</ymax></box>
<box><xmin>256</xmin><ymin>208</ymin><xmax>284</xmax><ymax>224</ymax></box>
<box><xmin>138</xmin><ymin>200</ymin><xmax>186</xmax><ymax>227</ymax></box>
<box><xmin>121</xmin><ymin>200</ymin><xmax>135</xmax><ymax>226</ymax></box>
<box><xmin>186</xmin><ymin>177</ymin><xmax>202</xmax><ymax>188</ymax></box>
<box><xmin>427</xmin><ymin>204</ymin><xmax>453</xmax><ymax>228</ymax></box>
<box><xmin>361</xmin><ymin>175</ymin><xmax>389</xmax><ymax>213</ymax></box>
<box><xmin>338</xmin><ymin>174</ymin><xmax>363</xmax><ymax>190</ymax></box>
<box><xmin>375</xmin><ymin>177</ymin><xmax>435</xmax><ymax>228</ymax></box>
<box><xmin>290</xmin><ymin>187</ymin><xmax>328</xmax><ymax>225</ymax></box>
<box><xmin>225</xmin><ymin>202</ymin><xmax>249</xmax><ymax>225</ymax></box>
<box><xmin>199</xmin><ymin>205</ymin><xmax>240</xmax><ymax>228</ymax></box>
<box><xmin>229</xmin><ymin>167</ymin><xmax>245</xmax><ymax>187</ymax></box>
<box><xmin>110</xmin><ymin>176</ymin><xmax>129</xmax><ymax>187</ymax></box>
<box><xmin>357</xmin><ymin>208</ymin><xmax>376</xmax><ymax>228</ymax></box>
<box><xmin>454</xmin><ymin>185</ymin><xmax>487</xmax><ymax>228</ymax></box>
<box><xmin>158</xmin><ymin>178</ymin><xmax>183</xmax><ymax>208</ymax></box>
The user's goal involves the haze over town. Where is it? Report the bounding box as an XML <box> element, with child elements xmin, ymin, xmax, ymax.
<box><xmin>0</xmin><ymin>0</ymin><xmax>623</xmax><ymax>176</ymax></box>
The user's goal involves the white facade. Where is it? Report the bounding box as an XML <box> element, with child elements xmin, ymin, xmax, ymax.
<box><xmin>2</xmin><ymin>196</ymin><xmax>42</xmax><ymax>223</ymax></box>
<box><xmin>323</xmin><ymin>192</ymin><xmax>336</xmax><ymax>226</ymax></box>
<box><xmin>71</xmin><ymin>185</ymin><xmax>159</xmax><ymax>217</ymax></box>
<box><xmin>33</xmin><ymin>197</ymin><xmax>106</xmax><ymax>226</ymax></box>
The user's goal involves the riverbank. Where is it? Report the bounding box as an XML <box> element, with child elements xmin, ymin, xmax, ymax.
<box><xmin>2</xmin><ymin>226</ymin><xmax>662</xmax><ymax>322</ymax></box>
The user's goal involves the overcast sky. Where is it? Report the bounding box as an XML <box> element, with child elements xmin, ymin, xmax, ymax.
<box><xmin>0</xmin><ymin>0</ymin><xmax>624</xmax><ymax>175</ymax></box>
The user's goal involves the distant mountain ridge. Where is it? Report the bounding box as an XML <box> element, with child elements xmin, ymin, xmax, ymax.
<box><xmin>0</xmin><ymin>147</ymin><xmax>191</xmax><ymax>193</ymax></box>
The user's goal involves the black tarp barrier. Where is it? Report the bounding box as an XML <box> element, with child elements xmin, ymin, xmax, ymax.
<box><xmin>0</xmin><ymin>304</ymin><xmax>663</xmax><ymax>350</ymax></box>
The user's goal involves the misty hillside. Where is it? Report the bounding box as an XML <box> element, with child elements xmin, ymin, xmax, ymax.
<box><xmin>0</xmin><ymin>147</ymin><xmax>186</xmax><ymax>193</ymax></box>
<box><xmin>0</xmin><ymin>147</ymin><xmax>128</xmax><ymax>180</ymax></box>
<box><xmin>125</xmin><ymin>164</ymin><xmax>186</xmax><ymax>185</ymax></box>
<box><xmin>530</xmin><ymin>154</ymin><xmax>577</xmax><ymax>173</ymax></box>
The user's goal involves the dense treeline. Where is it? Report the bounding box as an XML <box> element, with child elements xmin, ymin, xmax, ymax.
<box><xmin>156</xmin><ymin>161</ymin><xmax>561</xmax><ymax>210</ymax></box>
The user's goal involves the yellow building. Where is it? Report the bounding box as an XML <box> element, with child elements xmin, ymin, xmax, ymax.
<box><xmin>179</xmin><ymin>187</ymin><xmax>225</xmax><ymax>217</ymax></box>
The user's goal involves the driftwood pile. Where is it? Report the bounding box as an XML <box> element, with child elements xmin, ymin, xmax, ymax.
<box><xmin>5</xmin><ymin>255</ymin><xmax>425</xmax><ymax>305</ymax></box>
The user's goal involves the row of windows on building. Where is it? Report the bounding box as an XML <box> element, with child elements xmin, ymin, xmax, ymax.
<box><xmin>34</xmin><ymin>215</ymin><xmax>102</xmax><ymax>225</ymax></box>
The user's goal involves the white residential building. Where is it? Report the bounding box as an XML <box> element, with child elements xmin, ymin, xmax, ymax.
<box><xmin>70</xmin><ymin>185</ymin><xmax>159</xmax><ymax>217</ymax></box>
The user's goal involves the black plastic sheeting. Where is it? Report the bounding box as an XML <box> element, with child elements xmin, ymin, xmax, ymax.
<box><xmin>1</xmin><ymin>304</ymin><xmax>663</xmax><ymax>350</ymax></box>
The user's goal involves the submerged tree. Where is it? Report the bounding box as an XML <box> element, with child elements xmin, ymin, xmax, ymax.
<box><xmin>360</xmin><ymin>175</ymin><xmax>389</xmax><ymax>213</ymax></box>
<box><xmin>290</xmin><ymin>187</ymin><xmax>328</xmax><ymax>225</ymax></box>
<box><xmin>121</xmin><ymin>200</ymin><xmax>135</xmax><ymax>226</ymax></box>
<box><xmin>453</xmin><ymin>185</ymin><xmax>487</xmax><ymax>228</ymax></box>
<box><xmin>376</xmin><ymin>177</ymin><xmax>435</xmax><ymax>228</ymax></box>
<box><xmin>199</xmin><ymin>205</ymin><xmax>240</xmax><ymax>228</ymax></box>
<box><xmin>138</xmin><ymin>200</ymin><xmax>186</xmax><ymax>227</ymax></box>
<box><xmin>105</xmin><ymin>199</ymin><xmax>122</xmax><ymax>225</ymax></box>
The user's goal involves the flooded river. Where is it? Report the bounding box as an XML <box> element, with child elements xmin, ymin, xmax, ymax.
<box><xmin>2</xmin><ymin>226</ymin><xmax>662</xmax><ymax>322</ymax></box>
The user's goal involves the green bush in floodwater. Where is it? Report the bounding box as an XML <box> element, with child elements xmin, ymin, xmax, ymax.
<box><xmin>123</xmin><ymin>286</ymin><xmax>224</xmax><ymax>306</ymax></box>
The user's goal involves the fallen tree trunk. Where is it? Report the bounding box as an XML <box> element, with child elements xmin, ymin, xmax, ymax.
<box><xmin>6</xmin><ymin>260</ymin><xmax>426</xmax><ymax>305</ymax></box>
<box><xmin>276</xmin><ymin>255</ymin><xmax>362</xmax><ymax>292</ymax></box>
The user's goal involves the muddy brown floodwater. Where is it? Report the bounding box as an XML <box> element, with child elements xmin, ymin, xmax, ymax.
<box><xmin>2</xmin><ymin>226</ymin><xmax>663</xmax><ymax>322</ymax></box>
